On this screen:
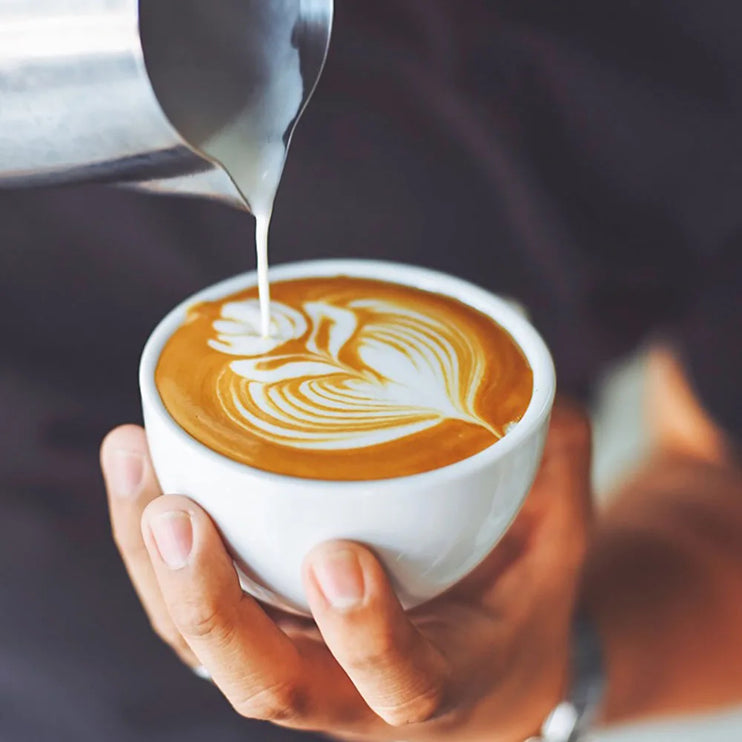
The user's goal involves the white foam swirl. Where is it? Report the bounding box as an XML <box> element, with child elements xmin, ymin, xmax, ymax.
<box><xmin>208</xmin><ymin>300</ymin><xmax>306</xmax><ymax>356</ymax></box>
<box><xmin>210</xmin><ymin>298</ymin><xmax>495</xmax><ymax>451</ymax></box>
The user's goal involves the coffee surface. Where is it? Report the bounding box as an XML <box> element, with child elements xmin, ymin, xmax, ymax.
<box><xmin>156</xmin><ymin>276</ymin><xmax>533</xmax><ymax>480</ymax></box>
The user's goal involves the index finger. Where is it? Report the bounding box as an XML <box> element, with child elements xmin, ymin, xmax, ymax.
<box><xmin>101</xmin><ymin>425</ymin><xmax>198</xmax><ymax>666</ymax></box>
<box><xmin>141</xmin><ymin>495</ymin><xmax>371</xmax><ymax>729</ymax></box>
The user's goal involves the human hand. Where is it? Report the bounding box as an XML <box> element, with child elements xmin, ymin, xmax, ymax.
<box><xmin>101</xmin><ymin>402</ymin><xmax>592</xmax><ymax>741</ymax></box>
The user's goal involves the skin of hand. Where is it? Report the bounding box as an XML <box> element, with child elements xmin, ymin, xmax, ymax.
<box><xmin>101</xmin><ymin>401</ymin><xmax>592</xmax><ymax>742</ymax></box>
<box><xmin>579</xmin><ymin>349</ymin><xmax>742</xmax><ymax>726</ymax></box>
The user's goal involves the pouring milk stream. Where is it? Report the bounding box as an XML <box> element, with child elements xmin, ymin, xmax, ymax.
<box><xmin>197</xmin><ymin>9</ymin><xmax>306</xmax><ymax>338</ymax></box>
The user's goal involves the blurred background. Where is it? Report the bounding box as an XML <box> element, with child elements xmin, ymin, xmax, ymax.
<box><xmin>1</xmin><ymin>1</ymin><xmax>740</xmax><ymax>740</ymax></box>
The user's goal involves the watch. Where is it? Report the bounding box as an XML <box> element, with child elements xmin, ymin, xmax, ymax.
<box><xmin>527</xmin><ymin>614</ymin><xmax>606</xmax><ymax>742</ymax></box>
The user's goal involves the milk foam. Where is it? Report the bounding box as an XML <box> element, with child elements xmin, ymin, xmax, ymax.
<box><xmin>157</xmin><ymin>276</ymin><xmax>535</xmax><ymax>480</ymax></box>
<box><xmin>208</xmin><ymin>297</ymin><xmax>496</xmax><ymax>451</ymax></box>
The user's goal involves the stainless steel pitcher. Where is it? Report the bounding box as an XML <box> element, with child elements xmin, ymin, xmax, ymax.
<box><xmin>0</xmin><ymin>0</ymin><xmax>333</xmax><ymax>211</ymax></box>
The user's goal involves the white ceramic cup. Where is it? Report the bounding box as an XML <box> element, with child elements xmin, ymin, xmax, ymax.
<box><xmin>140</xmin><ymin>260</ymin><xmax>556</xmax><ymax>615</ymax></box>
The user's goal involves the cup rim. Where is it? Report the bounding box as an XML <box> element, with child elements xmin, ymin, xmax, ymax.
<box><xmin>140</xmin><ymin>259</ymin><xmax>556</xmax><ymax>489</ymax></box>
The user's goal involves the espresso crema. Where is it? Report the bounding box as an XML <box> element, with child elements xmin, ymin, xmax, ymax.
<box><xmin>156</xmin><ymin>276</ymin><xmax>533</xmax><ymax>480</ymax></box>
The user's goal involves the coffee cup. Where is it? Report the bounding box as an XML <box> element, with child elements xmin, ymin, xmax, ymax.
<box><xmin>140</xmin><ymin>260</ymin><xmax>555</xmax><ymax>615</ymax></box>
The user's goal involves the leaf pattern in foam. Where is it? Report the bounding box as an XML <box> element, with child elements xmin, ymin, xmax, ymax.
<box><xmin>352</xmin><ymin>300</ymin><xmax>481</xmax><ymax>421</ymax></box>
<box><xmin>230</xmin><ymin>356</ymin><xmax>345</xmax><ymax>383</ymax></box>
<box><xmin>210</xmin><ymin>298</ymin><xmax>492</xmax><ymax>450</ymax></box>
<box><xmin>303</xmin><ymin>301</ymin><xmax>358</xmax><ymax>360</ymax></box>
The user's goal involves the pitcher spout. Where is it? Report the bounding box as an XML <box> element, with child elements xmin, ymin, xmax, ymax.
<box><xmin>128</xmin><ymin>166</ymin><xmax>248</xmax><ymax>211</ymax></box>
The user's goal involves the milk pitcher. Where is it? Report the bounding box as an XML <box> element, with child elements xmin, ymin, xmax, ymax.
<box><xmin>0</xmin><ymin>0</ymin><xmax>333</xmax><ymax>211</ymax></box>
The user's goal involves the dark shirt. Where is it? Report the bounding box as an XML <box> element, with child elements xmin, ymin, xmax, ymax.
<box><xmin>1</xmin><ymin>2</ymin><xmax>740</xmax><ymax>740</ymax></box>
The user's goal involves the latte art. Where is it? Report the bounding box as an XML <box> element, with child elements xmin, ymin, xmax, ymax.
<box><xmin>214</xmin><ymin>297</ymin><xmax>496</xmax><ymax>450</ymax></box>
<box><xmin>157</xmin><ymin>277</ymin><xmax>533</xmax><ymax>479</ymax></box>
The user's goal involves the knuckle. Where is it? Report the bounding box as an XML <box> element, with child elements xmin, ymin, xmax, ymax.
<box><xmin>347</xmin><ymin>628</ymin><xmax>401</xmax><ymax>674</ymax></box>
<box><xmin>172</xmin><ymin>596</ymin><xmax>231</xmax><ymax>643</ymax></box>
<box><xmin>234</xmin><ymin>679</ymin><xmax>310</xmax><ymax>723</ymax></box>
<box><xmin>376</xmin><ymin>682</ymin><xmax>446</xmax><ymax>727</ymax></box>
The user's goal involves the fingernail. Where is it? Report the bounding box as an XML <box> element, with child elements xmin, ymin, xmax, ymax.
<box><xmin>311</xmin><ymin>548</ymin><xmax>365</xmax><ymax>610</ymax></box>
<box><xmin>109</xmin><ymin>450</ymin><xmax>144</xmax><ymax>498</ymax></box>
<box><xmin>150</xmin><ymin>511</ymin><xmax>193</xmax><ymax>570</ymax></box>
